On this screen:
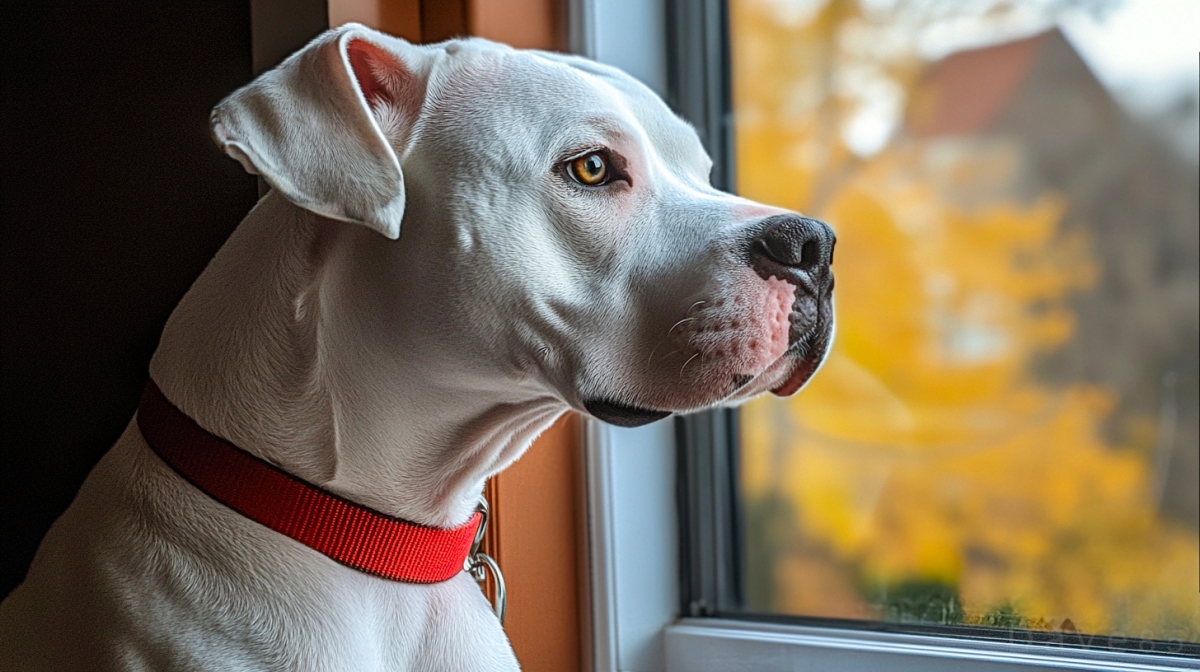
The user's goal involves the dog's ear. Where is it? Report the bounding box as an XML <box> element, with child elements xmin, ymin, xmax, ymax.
<box><xmin>211</xmin><ymin>25</ymin><xmax>430</xmax><ymax>239</ymax></box>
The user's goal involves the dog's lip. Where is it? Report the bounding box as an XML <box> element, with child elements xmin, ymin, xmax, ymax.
<box><xmin>770</xmin><ymin>358</ymin><xmax>817</xmax><ymax>397</ymax></box>
<box><xmin>583</xmin><ymin>397</ymin><xmax>672</xmax><ymax>427</ymax></box>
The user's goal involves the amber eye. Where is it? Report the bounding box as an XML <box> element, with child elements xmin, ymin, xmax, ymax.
<box><xmin>569</xmin><ymin>152</ymin><xmax>610</xmax><ymax>186</ymax></box>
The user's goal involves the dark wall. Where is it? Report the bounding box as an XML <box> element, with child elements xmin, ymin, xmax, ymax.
<box><xmin>1</xmin><ymin>2</ymin><xmax>259</xmax><ymax>598</ymax></box>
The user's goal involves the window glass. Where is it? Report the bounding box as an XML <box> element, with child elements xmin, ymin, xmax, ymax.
<box><xmin>733</xmin><ymin>0</ymin><xmax>1199</xmax><ymax>645</ymax></box>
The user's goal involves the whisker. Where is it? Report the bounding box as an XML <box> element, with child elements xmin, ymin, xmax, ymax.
<box><xmin>647</xmin><ymin>340</ymin><xmax>664</xmax><ymax>366</ymax></box>
<box><xmin>680</xmin><ymin>352</ymin><xmax>701</xmax><ymax>378</ymax></box>
<box><xmin>668</xmin><ymin>317</ymin><xmax>697</xmax><ymax>335</ymax></box>
<box><xmin>688</xmin><ymin>300</ymin><xmax>707</xmax><ymax>313</ymax></box>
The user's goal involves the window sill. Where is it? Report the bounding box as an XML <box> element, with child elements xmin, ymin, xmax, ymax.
<box><xmin>663</xmin><ymin>618</ymin><xmax>1200</xmax><ymax>672</ymax></box>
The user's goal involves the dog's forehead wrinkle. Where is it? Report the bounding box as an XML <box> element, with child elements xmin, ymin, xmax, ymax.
<box><xmin>550</xmin><ymin>116</ymin><xmax>638</xmax><ymax>155</ymax></box>
<box><xmin>541</xmin><ymin>66</ymin><xmax>711</xmax><ymax>180</ymax></box>
<box><xmin>576</xmin><ymin>74</ymin><xmax>710</xmax><ymax>181</ymax></box>
<box><xmin>425</xmin><ymin>47</ymin><xmax>709</xmax><ymax>183</ymax></box>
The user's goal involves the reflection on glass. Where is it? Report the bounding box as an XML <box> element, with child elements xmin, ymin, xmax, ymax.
<box><xmin>733</xmin><ymin>0</ymin><xmax>1199</xmax><ymax>644</ymax></box>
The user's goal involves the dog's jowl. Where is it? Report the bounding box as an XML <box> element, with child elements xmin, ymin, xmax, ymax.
<box><xmin>0</xmin><ymin>24</ymin><xmax>833</xmax><ymax>671</ymax></box>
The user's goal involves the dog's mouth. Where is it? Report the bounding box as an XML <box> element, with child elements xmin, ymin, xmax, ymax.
<box><xmin>729</xmin><ymin>324</ymin><xmax>830</xmax><ymax>401</ymax></box>
<box><xmin>583</xmin><ymin>347</ymin><xmax>824</xmax><ymax>427</ymax></box>
<box><xmin>768</xmin><ymin>325</ymin><xmax>831</xmax><ymax>396</ymax></box>
<box><xmin>583</xmin><ymin>398</ymin><xmax>673</xmax><ymax>427</ymax></box>
<box><xmin>582</xmin><ymin>310</ymin><xmax>831</xmax><ymax>426</ymax></box>
<box><xmin>770</xmin><ymin>357</ymin><xmax>818</xmax><ymax>396</ymax></box>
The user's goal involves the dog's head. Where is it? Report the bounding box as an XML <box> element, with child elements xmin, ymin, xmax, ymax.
<box><xmin>211</xmin><ymin>25</ymin><xmax>834</xmax><ymax>427</ymax></box>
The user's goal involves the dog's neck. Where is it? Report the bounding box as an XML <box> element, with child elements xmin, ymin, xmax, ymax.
<box><xmin>149</xmin><ymin>192</ymin><xmax>566</xmax><ymax>527</ymax></box>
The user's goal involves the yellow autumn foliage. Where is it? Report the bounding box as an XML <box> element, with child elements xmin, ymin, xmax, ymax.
<box><xmin>733</xmin><ymin>0</ymin><xmax>1200</xmax><ymax>641</ymax></box>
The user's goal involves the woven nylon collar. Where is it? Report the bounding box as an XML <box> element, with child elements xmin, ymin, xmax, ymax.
<box><xmin>136</xmin><ymin>380</ymin><xmax>482</xmax><ymax>584</ymax></box>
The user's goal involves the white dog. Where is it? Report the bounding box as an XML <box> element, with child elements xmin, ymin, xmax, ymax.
<box><xmin>0</xmin><ymin>24</ymin><xmax>833</xmax><ymax>671</ymax></box>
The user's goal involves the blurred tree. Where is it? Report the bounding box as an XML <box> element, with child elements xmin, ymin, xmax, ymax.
<box><xmin>734</xmin><ymin>0</ymin><xmax>1200</xmax><ymax>641</ymax></box>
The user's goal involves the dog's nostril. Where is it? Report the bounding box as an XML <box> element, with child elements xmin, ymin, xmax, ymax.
<box><xmin>757</xmin><ymin>238</ymin><xmax>788</xmax><ymax>266</ymax></box>
<box><xmin>800</xmin><ymin>240</ymin><xmax>819</xmax><ymax>270</ymax></box>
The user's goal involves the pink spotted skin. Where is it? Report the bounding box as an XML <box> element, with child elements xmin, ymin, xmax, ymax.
<box><xmin>674</xmin><ymin>270</ymin><xmax>796</xmax><ymax>378</ymax></box>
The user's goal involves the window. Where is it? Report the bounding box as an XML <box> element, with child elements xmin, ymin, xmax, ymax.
<box><xmin>582</xmin><ymin>0</ymin><xmax>1199</xmax><ymax>671</ymax></box>
<box><xmin>676</xmin><ymin>0</ymin><xmax>1199</xmax><ymax>667</ymax></box>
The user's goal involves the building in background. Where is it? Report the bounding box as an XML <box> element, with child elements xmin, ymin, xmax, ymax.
<box><xmin>907</xmin><ymin>28</ymin><xmax>1199</xmax><ymax>530</ymax></box>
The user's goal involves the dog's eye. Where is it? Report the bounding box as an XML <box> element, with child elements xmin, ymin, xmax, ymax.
<box><xmin>569</xmin><ymin>152</ymin><xmax>610</xmax><ymax>186</ymax></box>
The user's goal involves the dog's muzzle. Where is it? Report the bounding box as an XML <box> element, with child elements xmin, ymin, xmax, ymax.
<box><xmin>748</xmin><ymin>215</ymin><xmax>836</xmax><ymax>395</ymax></box>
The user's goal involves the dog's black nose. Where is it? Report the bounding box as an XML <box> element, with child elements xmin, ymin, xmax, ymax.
<box><xmin>749</xmin><ymin>215</ymin><xmax>835</xmax><ymax>290</ymax></box>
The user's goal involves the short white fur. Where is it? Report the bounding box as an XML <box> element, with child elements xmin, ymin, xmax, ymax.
<box><xmin>0</xmin><ymin>24</ymin><xmax>824</xmax><ymax>671</ymax></box>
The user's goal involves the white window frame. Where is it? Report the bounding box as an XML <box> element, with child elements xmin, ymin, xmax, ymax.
<box><xmin>572</xmin><ymin>1</ymin><xmax>1200</xmax><ymax>671</ymax></box>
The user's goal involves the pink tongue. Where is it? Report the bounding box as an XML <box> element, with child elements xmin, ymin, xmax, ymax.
<box><xmin>772</xmin><ymin>360</ymin><xmax>815</xmax><ymax>397</ymax></box>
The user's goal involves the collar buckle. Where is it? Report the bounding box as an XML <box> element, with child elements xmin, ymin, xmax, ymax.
<box><xmin>466</xmin><ymin>496</ymin><xmax>506</xmax><ymax>624</ymax></box>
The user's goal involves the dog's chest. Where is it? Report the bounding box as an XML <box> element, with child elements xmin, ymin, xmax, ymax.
<box><xmin>124</xmin><ymin>438</ymin><xmax>519</xmax><ymax>671</ymax></box>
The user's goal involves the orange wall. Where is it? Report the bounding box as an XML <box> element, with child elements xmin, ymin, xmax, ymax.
<box><xmin>331</xmin><ymin>0</ymin><xmax>563</xmax><ymax>50</ymax></box>
<box><xmin>329</xmin><ymin>0</ymin><xmax>420</xmax><ymax>40</ymax></box>
<box><xmin>488</xmin><ymin>415</ymin><xmax>582</xmax><ymax>672</ymax></box>
<box><xmin>471</xmin><ymin>0</ymin><xmax>563</xmax><ymax>50</ymax></box>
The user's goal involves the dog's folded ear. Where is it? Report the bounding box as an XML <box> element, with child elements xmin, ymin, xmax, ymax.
<box><xmin>211</xmin><ymin>24</ymin><xmax>430</xmax><ymax>239</ymax></box>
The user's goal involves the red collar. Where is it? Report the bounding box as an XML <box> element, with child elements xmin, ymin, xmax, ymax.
<box><xmin>136</xmin><ymin>380</ymin><xmax>481</xmax><ymax>583</ymax></box>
